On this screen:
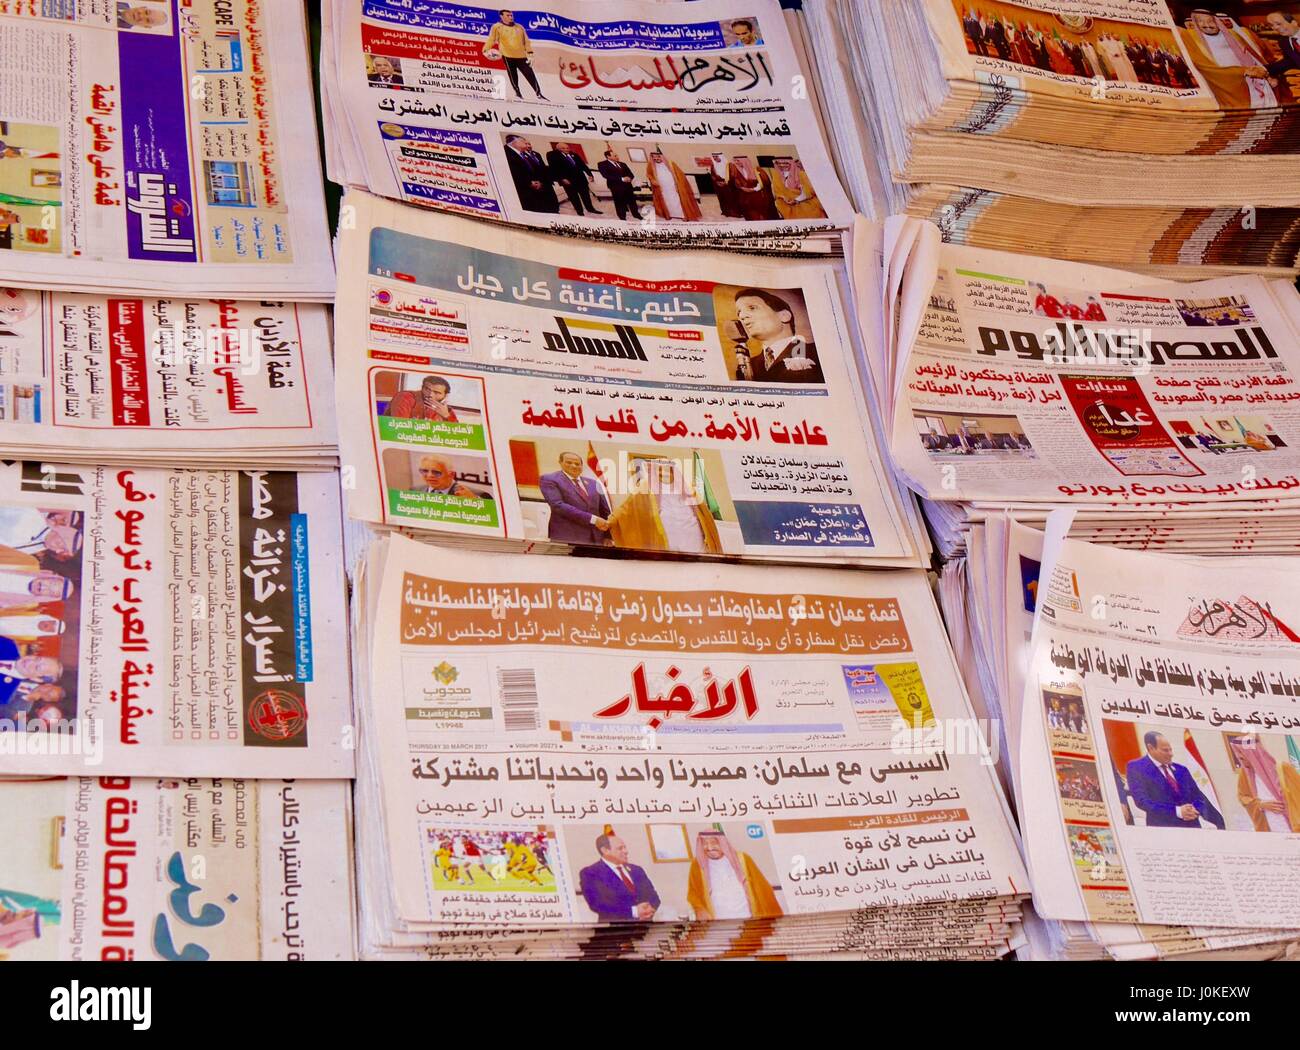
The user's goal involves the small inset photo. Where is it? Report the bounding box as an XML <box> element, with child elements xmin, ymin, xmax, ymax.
<box><xmin>915</xmin><ymin>411</ymin><xmax>1034</xmax><ymax>457</ymax></box>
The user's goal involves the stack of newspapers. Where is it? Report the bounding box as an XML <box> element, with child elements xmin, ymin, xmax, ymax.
<box><xmin>319</xmin><ymin>0</ymin><xmax>856</xmax><ymax>252</ymax></box>
<box><xmin>0</xmin><ymin>1</ymin><xmax>357</xmax><ymax>962</ymax></box>
<box><xmin>0</xmin><ymin>3</ymin><xmax>335</xmax><ymax>299</ymax></box>
<box><xmin>0</xmin><ymin>290</ymin><xmax>338</xmax><ymax>470</ymax></box>
<box><xmin>333</xmin><ymin>189</ymin><xmax>931</xmax><ymax>567</ymax></box>
<box><xmin>863</xmin><ymin>215</ymin><xmax>1300</xmax><ymax>559</ymax></box>
<box><xmin>349</xmin><ymin>532</ymin><xmax>1030</xmax><ymax>960</ymax></box>
<box><xmin>802</xmin><ymin>0</ymin><xmax>1300</xmax><ymax>277</ymax></box>
<box><xmin>939</xmin><ymin>512</ymin><xmax>1300</xmax><ymax>960</ymax></box>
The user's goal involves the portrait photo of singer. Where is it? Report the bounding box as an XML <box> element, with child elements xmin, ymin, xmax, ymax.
<box><xmin>1124</xmin><ymin>730</ymin><xmax>1226</xmax><ymax>829</ymax></box>
<box><xmin>686</xmin><ymin>829</ymin><xmax>783</xmax><ymax>920</ymax></box>
<box><xmin>483</xmin><ymin>9</ymin><xmax>546</xmax><ymax>100</ymax></box>
<box><xmin>578</xmin><ymin>831</ymin><xmax>661</xmax><ymax>922</ymax></box>
<box><xmin>717</xmin><ymin>285</ymin><xmax>823</xmax><ymax>384</ymax></box>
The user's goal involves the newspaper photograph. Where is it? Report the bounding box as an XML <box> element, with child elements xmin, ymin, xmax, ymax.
<box><xmin>335</xmin><ymin>190</ymin><xmax>924</xmax><ymax>565</ymax></box>
<box><xmin>0</xmin><ymin>462</ymin><xmax>352</xmax><ymax>777</ymax></box>
<box><xmin>930</xmin><ymin>0</ymin><xmax>1300</xmax><ymax>114</ymax></box>
<box><xmin>325</xmin><ymin>0</ymin><xmax>852</xmax><ymax>248</ymax></box>
<box><xmin>1020</xmin><ymin>512</ymin><xmax>1300</xmax><ymax>929</ymax></box>
<box><xmin>360</xmin><ymin>534</ymin><xmax>1026</xmax><ymax>928</ymax></box>
<box><xmin>0</xmin><ymin>776</ymin><xmax>354</xmax><ymax>961</ymax></box>
<box><xmin>0</xmin><ymin>0</ymin><xmax>335</xmax><ymax>297</ymax></box>
<box><xmin>881</xmin><ymin>220</ymin><xmax>1300</xmax><ymax>504</ymax></box>
<box><xmin>0</xmin><ymin>287</ymin><xmax>336</xmax><ymax>466</ymax></box>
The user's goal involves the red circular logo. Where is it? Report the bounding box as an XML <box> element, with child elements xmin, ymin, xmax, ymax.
<box><xmin>248</xmin><ymin>689</ymin><xmax>307</xmax><ymax>740</ymax></box>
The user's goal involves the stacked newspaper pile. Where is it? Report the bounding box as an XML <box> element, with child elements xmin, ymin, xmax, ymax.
<box><xmin>939</xmin><ymin>511</ymin><xmax>1300</xmax><ymax>959</ymax></box>
<box><xmin>334</xmin><ymin>189</ymin><xmax>930</xmax><ymax>567</ymax></box>
<box><xmin>348</xmin><ymin>532</ymin><xmax>1029</xmax><ymax>959</ymax></box>
<box><xmin>863</xmin><ymin>216</ymin><xmax>1300</xmax><ymax>559</ymax></box>
<box><xmin>0</xmin><ymin>2</ymin><xmax>335</xmax><ymax>299</ymax></box>
<box><xmin>802</xmin><ymin>0</ymin><xmax>1300</xmax><ymax>277</ymax></box>
<box><xmin>0</xmin><ymin>289</ymin><xmax>338</xmax><ymax>470</ymax></box>
<box><xmin>0</xmin><ymin>777</ymin><xmax>354</xmax><ymax>962</ymax></box>
<box><xmin>320</xmin><ymin>0</ymin><xmax>852</xmax><ymax>252</ymax></box>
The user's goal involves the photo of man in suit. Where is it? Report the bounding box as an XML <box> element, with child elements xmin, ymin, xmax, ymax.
<box><xmin>367</xmin><ymin>55</ymin><xmax>404</xmax><ymax>87</ymax></box>
<box><xmin>1266</xmin><ymin>11</ymin><xmax>1300</xmax><ymax>101</ymax></box>
<box><xmin>597</xmin><ymin>150</ymin><xmax>643</xmax><ymax>220</ymax></box>
<box><xmin>118</xmin><ymin>3</ymin><xmax>167</xmax><ymax>28</ymax></box>
<box><xmin>413</xmin><ymin>455</ymin><xmax>480</xmax><ymax>499</ymax></box>
<box><xmin>730</xmin><ymin>288</ymin><xmax>823</xmax><ymax>383</ymax></box>
<box><xmin>504</xmin><ymin>135</ymin><xmax>559</xmax><ymax>213</ymax></box>
<box><xmin>577</xmin><ymin>832</ymin><xmax>660</xmax><ymax>922</ymax></box>
<box><xmin>547</xmin><ymin>143</ymin><xmax>601</xmax><ymax>216</ymax></box>
<box><xmin>538</xmin><ymin>452</ymin><xmax>612</xmax><ymax>546</ymax></box>
<box><xmin>1125</xmin><ymin>731</ymin><xmax>1225</xmax><ymax>829</ymax></box>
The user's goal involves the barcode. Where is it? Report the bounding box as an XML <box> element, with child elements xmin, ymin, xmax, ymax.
<box><xmin>498</xmin><ymin>668</ymin><xmax>541</xmax><ymax>731</ymax></box>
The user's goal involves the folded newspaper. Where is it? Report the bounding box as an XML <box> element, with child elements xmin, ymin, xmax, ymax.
<box><xmin>321</xmin><ymin>0</ymin><xmax>853</xmax><ymax>252</ymax></box>
<box><xmin>349</xmin><ymin>532</ymin><xmax>1028</xmax><ymax>959</ymax></box>
<box><xmin>335</xmin><ymin>189</ymin><xmax>928</xmax><ymax>566</ymax></box>
<box><xmin>0</xmin><ymin>462</ymin><xmax>353</xmax><ymax>778</ymax></box>
<box><xmin>0</xmin><ymin>0</ymin><xmax>335</xmax><ymax>299</ymax></box>
<box><xmin>1008</xmin><ymin>511</ymin><xmax>1300</xmax><ymax>956</ymax></box>
<box><xmin>0</xmin><ymin>288</ymin><xmax>337</xmax><ymax>469</ymax></box>
<box><xmin>0</xmin><ymin>776</ymin><xmax>354</xmax><ymax>961</ymax></box>
<box><xmin>863</xmin><ymin>215</ymin><xmax>1300</xmax><ymax>555</ymax></box>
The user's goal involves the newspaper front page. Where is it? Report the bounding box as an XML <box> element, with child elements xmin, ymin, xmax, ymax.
<box><xmin>0</xmin><ymin>776</ymin><xmax>354</xmax><ymax>961</ymax></box>
<box><xmin>0</xmin><ymin>0</ymin><xmax>334</xmax><ymax>296</ymax></box>
<box><xmin>924</xmin><ymin>0</ymin><xmax>1300</xmax><ymax>116</ymax></box>
<box><xmin>882</xmin><ymin>222</ymin><xmax>1300</xmax><ymax>504</ymax></box>
<box><xmin>0</xmin><ymin>288</ymin><xmax>336</xmax><ymax>463</ymax></box>
<box><xmin>336</xmin><ymin>190</ymin><xmax>924</xmax><ymax>564</ymax></box>
<box><xmin>328</xmin><ymin>0</ymin><xmax>851</xmax><ymax>247</ymax></box>
<box><xmin>1020</xmin><ymin>512</ymin><xmax>1300</xmax><ymax>928</ymax></box>
<box><xmin>362</xmin><ymin>534</ymin><xmax>1025</xmax><ymax>928</ymax></box>
<box><xmin>0</xmin><ymin>462</ymin><xmax>352</xmax><ymax>777</ymax></box>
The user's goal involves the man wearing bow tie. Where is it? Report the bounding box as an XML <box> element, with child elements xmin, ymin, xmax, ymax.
<box><xmin>732</xmin><ymin>288</ymin><xmax>823</xmax><ymax>384</ymax></box>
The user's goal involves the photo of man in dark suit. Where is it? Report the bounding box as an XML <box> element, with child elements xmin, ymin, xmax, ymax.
<box><xmin>1125</xmin><ymin>731</ymin><xmax>1225</xmax><ymax>829</ymax></box>
<box><xmin>546</xmin><ymin>143</ymin><xmax>601</xmax><ymax>216</ymax></box>
<box><xmin>367</xmin><ymin>55</ymin><xmax>404</xmax><ymax>87</ymax></box>
<box><xmin>577</xmin><ymin>833</ymin><xmax>660</xmax><ymax>922</ymax></box>
<box><xmin>597</xmin><ymin>150</ymin><xmax>643</xmax><ymax>220</ymax></box>
<box><xmin>538</xmin><ymin>452</ymin><xmax>611</xmax><ymax>546</ymax></box>
<box><xmin>731</xmin><ymin>288</ymin><xmax>823</xmax><ymax>384</ymax></box>
<box><xmin>504</xmin><ymin>134</ymin><xmax>558</xmax><ymax>213</ymax></box>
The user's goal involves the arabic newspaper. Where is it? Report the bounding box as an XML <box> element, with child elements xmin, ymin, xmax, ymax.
<box><xmin>0</xmin><ymin>776</ymin><xmax>354</xmax><ymax>961</ymax></box>
<box><xmin>325</xmin><ymin>0</ymin><xmax>852</xmax><ymax>249</ymax></box>
<box><xmin>335</xmin><ymin>190</ymin><xmax>925</xmax><ymax>565</ymax></box>
<box><xmin>0</xmin><ymin>289</ymin><xmax>337</xmax><ymax>467</ymax></box>
<box><xmin>0</xmin><ymin>462</ymin><xmax>352</xmax><ymax>777</ymax></box>
<box><xmin>0</xmin><ymin>0</ymin><xmax>334</xmax><ymax>298</ymax></box>
<box><xmin>1019</xmin><ymin>511</ymin><xmax>1300</xmax><ymax>929</ymax></box>
<box><xmin>921</xmin><ymin>0</ymin><xmax>1300</xmax><ymax>127</ymax></box>
<box><xmin>358</xmin><ymin>534</ymin><xmax>1026</xmax><ymax>931</ymax></box>
<box><xmin>873</xmin><ymin>218</ymin><xmax>1300</xmax><ymax>505</ymax></box>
